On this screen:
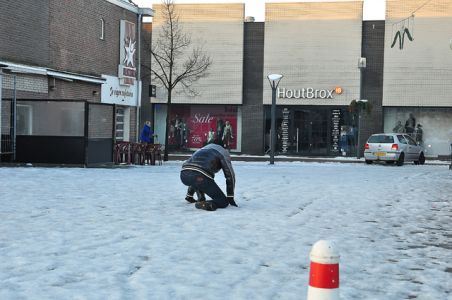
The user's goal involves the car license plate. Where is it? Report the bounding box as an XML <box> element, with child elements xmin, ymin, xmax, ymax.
<box><xmin>374</xmin><ymin>152</ymin><xmax>386</xmax><ymax>157</ymax></box>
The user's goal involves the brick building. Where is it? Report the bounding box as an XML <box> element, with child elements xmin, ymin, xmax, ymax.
<box><xmin>0</xmin><ymin>0</ymin><xmax>153</xmax><ymax>165</ymax></box>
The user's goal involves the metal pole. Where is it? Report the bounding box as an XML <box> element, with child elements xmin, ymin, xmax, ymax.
<box><xmin>270</xmin><ymin>83</ymin><xmax>276</xmax><ymax>164</ymax></box>
<box><xmin>296</xmin><ymin>128</ymin><xmax>299</xmax><ymax>153</ymax></box>
<box><xmin>357</xmin><ymin>111</ymin><xmax>361</xmax><ymax>159</ymax></box>
<box><xmin>136</xmin><ymin>13</ymin><xmax>142</xmax><ymax>143</ymax></box>
<box><xmin>12</xmin><ymin>75</ymin><xmax>17</xmax><ymax>161</ymax></box>
<box><xmin>356</xmin><ymin>67</ymin><xmax>363</xmax><ymax>158</ymax></box>
<box><xmin>0</xmin><ymin>72</ymin><xmax>2</xmax><ymax>158</ymax></box>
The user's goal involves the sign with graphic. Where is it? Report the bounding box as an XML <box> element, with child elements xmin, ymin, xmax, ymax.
<box><xmin>119</xmin><ymin>20</ymin><xmax>136</xmax><ymax>86</ymax></box>
<box><xmin>168</xmin><ymin>105</ymin><xmax>238</xmax><ymax>150</ymax></box>
<box><xmin>331</xmin><ymin>109</ymin><xmax>341</xmax><ymax>153</ymax></box>
<box><xmin>281</xmin><ymin>108</ymin><xmax>290</xmax><ymax>153</ymax></box>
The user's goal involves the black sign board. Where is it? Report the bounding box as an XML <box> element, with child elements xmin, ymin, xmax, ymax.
<box><xmin>149</xmin><ymin>85</ymin><xmax>156</xmax><ymax>97</ymax></box>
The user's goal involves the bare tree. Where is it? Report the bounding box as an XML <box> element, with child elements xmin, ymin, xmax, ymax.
<box><xmin>143</xmin><ymin>0</ymin><xmax>211</xmax><ymax>161</ymax></box>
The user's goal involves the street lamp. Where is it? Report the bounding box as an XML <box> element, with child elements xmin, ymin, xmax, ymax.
<box><xmin>356</xmin><ymin>99</ymin><xmax>368</xmax><ymax>159</ymax></box>
<box><xmin>357</xmin><ymin>57</ymin><xmax>367</xmax><ymax>159</ymax></box>
<box><xmin>267</xmin><ymin>74</ymin><xmax>283</xmax><ymax>164</ymax></box>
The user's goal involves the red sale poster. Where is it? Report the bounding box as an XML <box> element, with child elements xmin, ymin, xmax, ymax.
<box><xmin>168</xmin><ymin>105</ymin><xmax>238</xmax><ymax>150</ymax></box>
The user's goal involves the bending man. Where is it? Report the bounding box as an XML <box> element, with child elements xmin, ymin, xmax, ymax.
<box><xmin>180</xmin><ymin>144</ymin><xmax>237</xmax><ymax>211</ymax></box>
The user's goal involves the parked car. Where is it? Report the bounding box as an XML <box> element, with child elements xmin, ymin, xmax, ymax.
<box><xmin>364</xmin><ymin>133</ymin><xmax>425</xmax><ymax>166</ymax></box>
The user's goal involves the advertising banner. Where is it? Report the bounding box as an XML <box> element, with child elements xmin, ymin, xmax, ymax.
<box><xmin>168</xmin><ymin>105</ymin><xmax>238</xmax><ymax>150</ymax></box>
<box><xmin>119</xmin><ymin>20</ymin><xmax>136</xmax><ymax>86</ymax></box>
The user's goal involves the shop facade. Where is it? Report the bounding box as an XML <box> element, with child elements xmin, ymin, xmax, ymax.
<box><xmin>149</xmin><ymin>1</ymin><xmax>451</xmax><ymax>159</ymax></box>
<box><xmin>1</xmin><ymin>0</ymin><xmax>153</xmax><ymax>164</ymax></box>
<box><xmin>151</xmin><ymin>4</ymin><xmax>245</xmax><ymax>152</ymax></box>
<box><xmin>383</xmin><ymin>0</ymin><xmax>452</xmax><ymax>158</ymax></box>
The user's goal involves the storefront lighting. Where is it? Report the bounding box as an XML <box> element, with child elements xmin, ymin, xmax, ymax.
<box><xmin>267</xmin><ymin>73</ymin><xmax>283</xmax><ymax>165</ymax></box>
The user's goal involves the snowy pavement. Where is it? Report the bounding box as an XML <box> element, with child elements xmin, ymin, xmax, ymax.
<box><xmin>0</xmin><ymin>161</ymin><xmax>451</xmax><ymax>299</ymax></box>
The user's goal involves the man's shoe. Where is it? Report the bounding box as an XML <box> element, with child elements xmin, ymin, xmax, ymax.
<box><xmin>195</xmin><ymin>201</ymin><xmax>217</xmax><ymax>211</ymax></box>
<box><xmin>185</xmin><ymin>196</ymin><xmax>196</xmax><ymax>203</ymax></box>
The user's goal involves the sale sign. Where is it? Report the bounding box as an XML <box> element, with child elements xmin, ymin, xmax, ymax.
<box><xmin>168</xmin><ymin>105</ymin><xmax>238</xmax><ymax>150</ymax></box>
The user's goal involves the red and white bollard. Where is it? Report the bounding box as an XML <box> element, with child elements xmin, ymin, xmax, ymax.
<box><xmin>307</xmin><ymin>240</ymin><xmax>340</xmax><ymax>300</ymax></box>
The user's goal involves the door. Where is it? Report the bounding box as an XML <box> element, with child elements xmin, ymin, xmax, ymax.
<box><xmin>292</xmin><ymin>110</ymin><xmax>328</xmax><ymax>155</ymax></box>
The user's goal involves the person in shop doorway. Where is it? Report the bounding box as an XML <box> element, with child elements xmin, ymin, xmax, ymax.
<box><xmin>393</xmin><ymin>120</ymin><xmax>405</xmax><ymax>133</ymax></box>
<box><xmin>139</xmin><ymin>121</ymin><xmax>154</xmax><ymax>144</ymax></box>
<box><xmin>405</xmin><ymin>113</ymin><xmax>416</xmax><ymax>134</ymax></box>
<box><xmin>180</xmin><ymin>143</ymin><xmax>237</xmax><ymax>211</ymax></box>
<box><xmin>414</xmin><ymin>124</ymin><xmax>423</xmax><ymax>144</ymax></box>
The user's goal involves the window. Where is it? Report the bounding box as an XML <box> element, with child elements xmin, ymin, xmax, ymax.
<box><xmin>17</xmin><ymin>104</ymin><xmax>33</xmax><ymax>135</ymax></box>
<box><xmin>115</xmin><ymin>107</ymin><xmax>130</xmax><ymax>141</ymax></box>
<box><xmin>368</xmin><ymin>135</ymin><xmax>394</xmax><ymax>144</ymax></box>
<box><xmin>404</xmin><ymin>135</ymin><xmax>418</xmax><ymax>146</ymax></box>
<box><xmin>100</xmin><ymin>18</ymin><xmax>105</xmax><ymax>40</ymax></box>
<box><xmin>397</xmin><ymin>135</ymin><xmax>407</xmax><ymax>144</ymax></box>
<box><xmin>115</xmin><ymin>107</ymin><xmax>124</xmax><ymax>141</ymax></box>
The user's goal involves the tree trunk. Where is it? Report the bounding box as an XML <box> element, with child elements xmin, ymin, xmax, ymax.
<box><xmin>163</xmin><ymin>89</ymin><xmax>172</xmax><ymax>161</ymax></box>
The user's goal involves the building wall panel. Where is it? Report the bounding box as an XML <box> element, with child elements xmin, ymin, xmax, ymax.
<box><xmin>152</xmin><ymin>4</ymin><xmax>244</xmax><ymax>105</ymax></box>
<box><xmin>263</xmin><ymin>2</ymin><xmax>363</xmax><ymax>106</ymax></box>
<box><xmin>383</xmin><ymin>0</ymin><xmax>452</xmax><ymax>107</ymax></box>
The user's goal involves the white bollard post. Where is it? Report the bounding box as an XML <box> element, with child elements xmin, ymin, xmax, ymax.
<box><xmin>307</xmin><ymin>240</ymin><xmax>340</xmax><ymax>300</ymax></box>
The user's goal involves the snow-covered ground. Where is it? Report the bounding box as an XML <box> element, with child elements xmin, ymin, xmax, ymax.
<box><xmin>1</xmin><ymin>161</ymin><xmax>451</xmax><ymax>300</ymax></box>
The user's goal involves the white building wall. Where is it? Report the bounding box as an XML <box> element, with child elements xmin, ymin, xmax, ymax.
<box><xmin>152</xmin><ymin>4</ymin><xmax>244</xmax><ymax>105</ymax></box>
<box><xmin>263</xmin><ymin>1</ymin><xmax>363</xmax><ymax>106</ymax></box>
<box><xmin>383</xmin><ymin>0</ymin><xmax>452</xmax><ymax>107</ymax></box>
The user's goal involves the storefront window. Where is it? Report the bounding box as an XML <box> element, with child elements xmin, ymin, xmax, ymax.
<box><xmin>155</xmin><ymin>105</ymin><xmax>241</xmax><ymax>151</ymax></box>
<box><xmin>264</xmin><ymin>106</ymin><xmax>356</xmax><ymax>156</ymax></box>
<box><xmin>384</xmin><ymin>108</ymin><xmax>452</xmax><ymax>157</ymax></box>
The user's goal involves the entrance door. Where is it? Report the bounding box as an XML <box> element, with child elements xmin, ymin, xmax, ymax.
<box><xmin>292</xmin><ymin>110</ymin><xmax>328</xmax><ymax>155</ymax></box>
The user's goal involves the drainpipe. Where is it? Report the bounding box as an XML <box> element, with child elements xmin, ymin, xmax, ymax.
<box><xmin>135</xmin><ymin>7</ymin><xmax>153</xmax><ymax>142</ymax></box>
<box><xmin>136</xmin><ymin>12</ymin><xmax>142</xmax><ymax>142</ymax></box>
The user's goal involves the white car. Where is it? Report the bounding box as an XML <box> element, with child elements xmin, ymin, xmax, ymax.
<box><xmin>364</xmin><ymin>133</ymin><xmax>425</xmax><ymax>166</ymax></box>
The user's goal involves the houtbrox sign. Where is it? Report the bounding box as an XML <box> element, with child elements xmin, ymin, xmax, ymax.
<box><xmin>278</xmin><ymin>87</ymin><xmax>342</xmax><ymax>99</ymax></box>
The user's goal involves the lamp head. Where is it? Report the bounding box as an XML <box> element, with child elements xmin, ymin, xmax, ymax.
<box><xmin>267</xmin><ymin>74</ymin><xmax>283</xmax><ymax>88</ymax></box>
<box><xmin>268</xmin><ymin>74</ymin><xmax>283</xmax><ymax>82</ymax></box>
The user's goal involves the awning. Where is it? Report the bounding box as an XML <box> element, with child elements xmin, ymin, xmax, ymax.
<box><xmin>0</xmin><ymin>61</ymin><xmax>105</xmax><ymax>84</ymax></box>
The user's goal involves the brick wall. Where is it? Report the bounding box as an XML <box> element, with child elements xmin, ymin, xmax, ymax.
<box><xmin>242</xmin><ymin>22</ymin><xmax>265</xmax><ymax>155</ymax></box>
<box><xmin>48</xmin><ymin>0</ymin><xmax>137</xmax><ymax>77</ymax></box>
<box><xmin>0</xmin><ymin>0</ymin><xmax>49</xmax><ymax>67</ymax></box>
<box><xmin>48</xmin><ymin>79</ymin><xmax>100</xmax><ymax>102</ymax></box>
<box><xmin>361</xmin><ymin>21</ymin><xmax>385</xmax><ymax>144</ymax></box>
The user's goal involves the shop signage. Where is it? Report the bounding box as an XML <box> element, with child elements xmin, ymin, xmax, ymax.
<box><xmin>331</xmin><ymin>109</ymin><xmax>341</xmax><ymax>153</ymax></box>
<box><xmin>281</xmin><ymin>108</ymin><xmax>290</xmax><ymax>153</ymax></box>
<box><xmin>278</xmin><ymin>87</ymin><xmax>342</xmax><ymax>99</ymax></box>
<box><xmin>118</xmin><ymin>20</ymin><xmax>136</xmax><ymax>86</ymax></box>
<box><xmin>101</xmin><ymin>74</ymin><xmax>137</xmax><ymax>106</ymax></box>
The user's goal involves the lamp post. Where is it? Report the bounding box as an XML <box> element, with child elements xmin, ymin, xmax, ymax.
<box><xmin>356</xmin><ymin>99</ymin><xmax>368</xmax><ymax>159</ymax></box>
<box><xmin>357</xmin><ymin>57</ymin><xmax>367</xmax><ymax>159</ymax></box>
<box><xmin>267</xmin><ymin>74</ymin><xmax>283</xmax><ymax>164</ymax></box>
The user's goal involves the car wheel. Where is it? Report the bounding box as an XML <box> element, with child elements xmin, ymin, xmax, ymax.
<box><xmin>419</xmin><ymin>152</ymin><xmax>425</xmax><ymax>165</ymax></box>
<box><xmin>365</xmin><ymin>160</ymin><xmax>373</xmax><ymax>164</ymax></box>
<box><xmin>396</xmin><ymin>153</ymin><xmax>405</xmax><ymax>166</ymax></box>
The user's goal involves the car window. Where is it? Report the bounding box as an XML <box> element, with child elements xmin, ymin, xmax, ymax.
<box><xmin>397</xmin><ymin>135</ymin><xmax>407</xmax><ymax>144</ymax></box>
<box><xmin>368</xmin><ymin>135</ymin><xmax>394</xmax><ymax>143</ymax></box>
<box><xmin>405</xmin><ymin>135</ymin><xmax>418</xmax><ymax>146</ymax></box>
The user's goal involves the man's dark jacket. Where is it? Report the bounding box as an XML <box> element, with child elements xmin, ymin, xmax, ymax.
<box><xmin>181</xmin><ymin>144</ymin><xmax>235</xmax><ymax>203</ymax></box>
